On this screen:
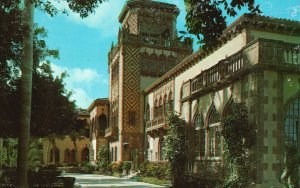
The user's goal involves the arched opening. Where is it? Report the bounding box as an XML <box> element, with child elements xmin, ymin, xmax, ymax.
<box><xmin>81</xmin><ymin>147</ymin><xmax>89</xmax><ymax>162</ymax></box>
<box><xmin>70</xmin><ymin>149</ymin><xmax>76</xmax><ymax>163</ymax></box>
<box><xmin>64</xmin><ymin>149</ymin><xmax>70</xmax><ymax>163</ymax></box>
<box><xmin>194</xmin><ymin>110</ymin><xmax>205</xmax><ymax>158</ymax></box>
<box><xmin>207</xmin><ymin>104</ymin><xmax>221</xmax><ymax>157</ymax></box>
<box><xmin>98</xmin><ymin>114</ymin><xmax>107</xmax><ymax>136</ymax></box>
<box><xmin>50</xmin><ymin>147</ymin><xmax>60</xmax><ymax>163</ymax></box>
<box><xmin>159</xmin><ymin>138</ymin><xmax>167</xmax><ymax>161</ymax></box>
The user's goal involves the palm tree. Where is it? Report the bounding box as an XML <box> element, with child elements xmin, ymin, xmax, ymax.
<box><xmin>17</xmin><ymin>0</ymin><xmax>34</xmax><ymax>187</ymax></box>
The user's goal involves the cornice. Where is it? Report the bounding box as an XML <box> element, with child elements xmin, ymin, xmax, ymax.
<box><xmin>143</xmin><ymin>14</ymin><xmax>300</xmax><ymax>94</ymax></box>
<box><xmin>119</xmin><ymin>0</ymin><xmax>179</xmax><ymax>23</ymax></box>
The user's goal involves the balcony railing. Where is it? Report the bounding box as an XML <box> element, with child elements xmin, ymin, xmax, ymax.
<box><xmin>104</xmin><ymin>126</ymin><xmax>118</xmax><ymax>140</ymax></box>
<box><xmin>146</xmin><ymin>115</ymin><xmax>168</xmax><ymax>132</ymax></box>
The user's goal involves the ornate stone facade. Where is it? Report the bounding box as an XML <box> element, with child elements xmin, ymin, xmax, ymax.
<box><xmin>106</xmin><ymin>0</ymin><xmax>192</xmax><ymax>164</ymax></box>
<box><xmin>144</xmin><ymin>14</ymin><xmax>300</xmax><ymax>187</ymax></box>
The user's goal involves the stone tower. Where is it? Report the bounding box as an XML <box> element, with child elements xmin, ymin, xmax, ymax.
<box><xmin>106</xmin><ymin>0</ymin><xmax>192</xmax><ymax>164</ymax></box>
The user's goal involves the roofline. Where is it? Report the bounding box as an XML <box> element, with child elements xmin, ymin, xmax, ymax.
<box><xmin>143</xmin><ymin>14</ymin><xmax>300</xmax><ymax>94</ymax></box>
<box><xmin>118</xmin><ymin>0</ymin><xmax>179</xmax><ymax>24</ymax></box>
<box><xmin>87</xmin><ymin>98</ymin><xmax>109</xmax><ymax>112</ymax></box>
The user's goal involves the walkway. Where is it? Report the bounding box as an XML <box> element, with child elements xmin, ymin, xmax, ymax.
<box><xmin>61</xmin><ymin>173</ymin><xmax>167</xmax><ymax>188</ymax></box>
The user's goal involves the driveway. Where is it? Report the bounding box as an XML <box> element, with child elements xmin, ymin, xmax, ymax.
<box><xmin>61</xmin><ymin>173</ymin><xmax>167</xmax><ymax>188</ymax></box>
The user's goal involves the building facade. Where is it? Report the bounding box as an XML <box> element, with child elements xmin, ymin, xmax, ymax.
<box><xmin>105</xmin><ymin>0</ymin><xmax>192</xmax><ymax>166</ymax></box>
<box><xmin>87</xmin><ymin>98</ymin><xmax>109</xmax><ymax>162</ymax></box>
<box><xmin>42</xmin><ymin>109</ymin><xmax>90</xmax><ymax>164</ymax></box>
<box><xmin>144</xmin><ymin>14</ymin><xmax>300</xmax><ymax>187</ymax></box>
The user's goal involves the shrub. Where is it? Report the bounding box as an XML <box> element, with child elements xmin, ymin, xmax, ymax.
<box><xmin>122</xmin><ymin>161</ymin><xmax>131</xmax><ymax>174</ymax></box>
<box><xmin>110</xmin><ymin>162</ymin><xmax>123</xmax><ymax>174</ymax></box>
<box><xmin>140</xmin><ymin>161</ymin><xmax>171</xmax><ymax>180</ymax></box>
<box><xmin>97</xmin><ymin>145</ymin><xmax>109</xmax><ymax>174</ymax></box>
<box><xmin>80</xmin><ymin>163</ymin><xmax>95</xmax><ymax>174</ymax></box>
<box><xmin>183</xmin><ymin>174</ymin><xmax>222</xmax><ymax>188</ymax></box>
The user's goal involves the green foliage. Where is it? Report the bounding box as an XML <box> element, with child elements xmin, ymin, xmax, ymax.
<box><xmin>183</xmin><ymin>173</ymin><xmax>222</xmax><ymax>188</ymax></box>
<box><xmin>122</xmin><ymin>161</ymin><xmax>131</xmax><ymax>173</ymax></box>
<box><xmin>137</xmin><ymin>177</ymin><xmax>170</xmax><ymax>186</ymax></box>
<box><xmin>165</xmin><ymin>114</ymin><xmax>188</xmax><ymax>187</ymax></box>
<box><xmin>281</xmin><ymin>144</ymin><xmax>300</xmax><ymax>188</ymax></box>
<box><xmin>80</xmin><ymin>163</ymin><xmax>95</xmax><ymax>174</ymax></box>
<box><xmin>97</xmin><ymin>145</ymin><xmax>109</xmax><ymax>174</ymax></box>
<box><xmin>221</xmin><ymin>102</ymin><xmax>255</xmax><ymax>188</ymax></box>
<box><xmin>28</xmin><ymin>138</ymin><xmax>43</xmax><ymax>165</ymax></box>
<box><xmin>110</xmin><ymin>162</ymin><xmax>123</xmax><ymax>175</ymax></box>
<box><xmin>139</xmin><ymin>161</ymin><xmax>171</xmax><ymax>180</ymax></box>
<box><xmin>184</xmin><ymin>0</ymin><xmax>261</xmax><ymax>48</ymax></box>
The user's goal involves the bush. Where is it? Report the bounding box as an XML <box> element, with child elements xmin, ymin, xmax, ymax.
<box><xmin>183</xmin><ymin>174</ymin><xmax>222</xmax><ymax>188</ymax></box>
<box><xmin>97</xmin><ymin>145</ymin><xmax>109</xmax><ymax>174</ymax></box>
<box><xmin>80</xmin><ymin>163</ymin><xmax>95</xmax><ymax>174</ymax></box>
<box><xmin>140</xmin><ymin>161</ymin><xmax>170</xmax><ymax>180</ymax></box>
<box><xmin>122</xmin><ymin>161</ymin><xmax>131</xmax><ymax>174</ymax></box>
<box><xmin>110</xmin><ymin>162</ymin><xmax>123</xmax><ymax>174</ymax></box>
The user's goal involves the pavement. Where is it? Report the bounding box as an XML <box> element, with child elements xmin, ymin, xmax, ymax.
<box><xmin>61</xmin><ymin>173</ymin><xmax>167</xmax><ymax>188</ymax></box>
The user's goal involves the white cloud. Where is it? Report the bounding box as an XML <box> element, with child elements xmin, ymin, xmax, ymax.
<box><xmin>71</xmin><ymin>88</ymin><xmax>93</xmax><ymax>109</ymax></box>
<box><xmin>49</xmin><ymin>0</ymin><xmax>123</xmax><ymax>38</ymax></box>
<box><xmin>51</xmin><ymin>63</ymin><xmax>108</xmax><ymax>108</ymax></box>
<box><xmin>288</xmin><ymin>6</ymin><xmax>300</xmax><ymax>18</ymax></box>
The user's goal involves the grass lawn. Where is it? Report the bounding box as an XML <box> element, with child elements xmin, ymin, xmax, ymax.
<box><xmin>137</xmin><ymin>176</ymin><xmax>170</xmax><ymax>186</ymax></box>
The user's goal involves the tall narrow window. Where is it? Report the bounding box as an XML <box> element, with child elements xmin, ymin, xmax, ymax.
<box><xmin>115</xmin><ymin>146</ymin><xmax>118</xmax><ymax>161</ymax></box>
<box><xmin>194</xmin><ymin>111</ymin><xmax>205</xmax><ymax>158</ymax></box>
<box><xmin>128</xmin><ymin>111</ymin><xmax>136</xmax><ymax>126</ymax></box>
<box><xmin>285</xmin><ymin>96</ymin><xmax>300</xmax><ymax>148</ymax></box>
<box><xmin>208</xmin><ymin>105</ymin><xmax>221</xmax><ymax>157</ymax></box>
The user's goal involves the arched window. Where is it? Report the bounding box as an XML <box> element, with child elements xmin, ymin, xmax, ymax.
<box><xmin>208</xmin><ymin>105</ymin><xmax>221</xmax><ymax>157</ymax></box>
<box><xmin>81</xmin><ymin>147</ymin><xmax>89</xmax><ymax>162</ymax></box>
<box><xmin>146</xmin><ymin>104</ymin><xmax>150</xmax><ymax>121</ymax></box>
<box><xmin>164</xmin><ymin>95</ymin><xmax>169</xmax><ymax>114</ymax></box>
<box><xmin>50</xmin><ymin>147</ymin><xmax>60</xmax><ymax>163</ymax></box>
<box><xmin>285</xmin><ymin>96</ymin><xmax>300</xmax><ymax>148</ymax></box>
<box><xmin>64</xmin><ymin>149</ymin><xmax>71</xmax><ymax>163</ymax></box>
<box><xmin>194</xmin><ymin>111</ymin><xmax>205</xmax><ymax>157</ymax></box>
<box><xmin>159</xmin><ymin>138</ymin><xmax>167</xmax><ymax>160</ymax></box>
<box><xmin>70</xmin><ymin>149</ymin><xmax>76</xmax><ymax>163</ymax></box>
<box><xmin>98</xmin><ymin>114</ymin><xmax>107</xmax><ymax>136</ymax></box>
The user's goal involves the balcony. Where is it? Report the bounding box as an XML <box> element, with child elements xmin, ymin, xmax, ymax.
<box><xmin>146</xmin><ymin>115</ymin><xmax>169</xmax><ymax>137</ymax></box>
<box><xmin>104</xmin><ymin>126</ymin><xmax>118</xmax><ymax>141</ymax></box>
<box><xmin>182</xmin><ymin>39</ymin><xmax>300</xmax><ymax>101</ymax></box>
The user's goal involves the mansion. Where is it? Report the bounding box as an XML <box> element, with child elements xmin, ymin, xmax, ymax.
<box><xmin>43</xmin><ymin>0</ymin><xmax>300</xmax><ymax>187</ymax></box>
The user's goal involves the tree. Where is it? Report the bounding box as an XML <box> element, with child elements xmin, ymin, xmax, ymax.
<box><xmin>166</xmin><ymin>114</ymin><xmax>188</xmax><ymax>187</ymax></box>
<box><xmin>184</xmin><ymin>0</ymin><xmax>261</xmax><ymax>48</ymax></box>
<box><xmin>16</xmin><ymin>0</ymin><xmax>105</xmax><ymax>186</ymax></box>
<box><xmin>221</xmin><ymin>102</ymin><xmax>255</xmax><ymax>188</ymax></box>
<box><xmin>0</xmin><ymin>0</ymin><xmax>103</xmax><ymax>187</ymax></box>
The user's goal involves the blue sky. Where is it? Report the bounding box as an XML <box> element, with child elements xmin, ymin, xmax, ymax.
<box><xmin>35</xmin><ymin>0</ymin><xmax>300</xmax><ymax>109</ymax></box>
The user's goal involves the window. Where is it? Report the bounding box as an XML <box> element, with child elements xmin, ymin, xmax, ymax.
<box><xmin>208</xmin><ymin>105</ymin><xmax>221</xmax><ymax>157</ymax></box>
<box><xmin>128</xmin><ymin>111</ymin><xmax>136</xmax><ymax>125</ymax></box>
<box><xmin>159</xmin><ymin>138</ymin><xmax>167</xmax><ymax>160</ymax></box>
<box><xmin>285</xmin><ymin>97</ymin><xmax>300</xmax><ymax>147</ymax></box>
<box><xmin>194</xmin><ymin>111</ymin><xmax>205</xmax><ymax>157</ymax></box>
<box><xmin>115</xmin><ymin>146</ymin><xmax>118</xmax><ymax>161</ymax></box>
<box><xmin>111</xmin><ymin>147</ymin><xmax>114</xmax><ymax>161</ymax></box>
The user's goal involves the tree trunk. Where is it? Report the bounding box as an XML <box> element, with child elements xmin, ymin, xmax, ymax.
<box><xmin>72</xmin><ymin>140</ymin><xmax>78</xmax><ymax>162</ymax></box>
<box><xmin>17</xmin><ymin>0</ymin><xmax>34</xmax><ymax>187</ymax></box>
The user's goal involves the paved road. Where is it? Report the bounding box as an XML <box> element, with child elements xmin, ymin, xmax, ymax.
<box><xmin>62</xmin><ymin>173</ymin><xmax>167</xmax><ymax>188</ymax></box>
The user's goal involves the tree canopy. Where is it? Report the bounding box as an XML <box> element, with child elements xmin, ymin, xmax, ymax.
<box><xmin>184</xmin><ymin>0</ymin><xmax>261</xmax><ymax>48</ymax></box>
<box><xmin>0</xmin><ymin>2</ymin><xmax>81</xmax><ymax>138</ymax></box>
